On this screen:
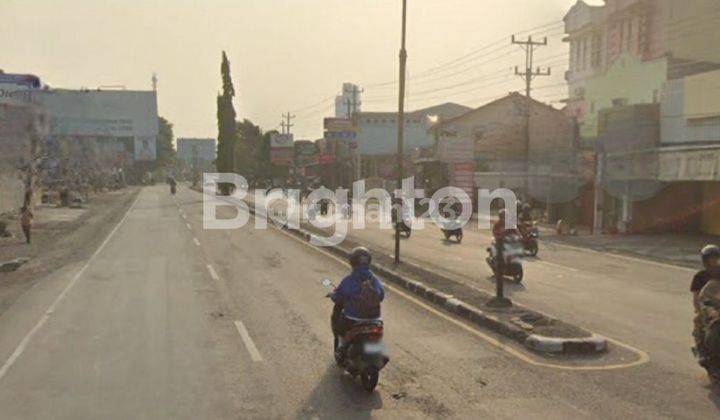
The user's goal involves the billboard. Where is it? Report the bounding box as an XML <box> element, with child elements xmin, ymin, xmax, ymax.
<box><xmin>270</xmin><ymin>133</ymin><xmax>294</xmax><ymax>165</ymax></box>
<box><xmin>40</xmin><ymin>89</ymin><xmax>159</xmax><ymax>161</ymax></box>
<box><xmin>324</xmin><ymin>118</ymin><xmax>354</xmax><ymax>132</ymax></box>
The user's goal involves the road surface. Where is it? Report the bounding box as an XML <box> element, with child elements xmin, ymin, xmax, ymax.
<box><xmin>0</xmin><ymin>185</ymin><xmax>717</xmax><ymax>419</ymax></box>
<box><xmin>257</xmin><ymin>195</ymin><xmax>709</xmax><ymax>380</ymax></box>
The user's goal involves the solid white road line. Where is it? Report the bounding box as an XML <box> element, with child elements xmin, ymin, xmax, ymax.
<box><xmin>193</xmin><ymin>238</ymin><xmax>200</xmax><ymax>247</ymax></box>
<box><xmin>186</xmin><ymin>223</ymin><xmax>192</xmax><ymax>230</ymax></box>
<box><xmin>234</xmin><ymin>320</ymin><xmax>263</xmax><ymax>362</ymax></box>
<box><xmin>0</xmin><ymin>191</ymin><xmax>142</xmax><ymax>381</ymax></box>
<box><xmin>206</xmin><ymin>264</ymin><xmax>219</xmax><ymax>281</ymax></box>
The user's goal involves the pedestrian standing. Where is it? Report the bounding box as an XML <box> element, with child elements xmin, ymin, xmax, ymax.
<box><xmin>20</xmin><ymin>205</ymin><xmax>34</xmax><ymax>244</ymax></box>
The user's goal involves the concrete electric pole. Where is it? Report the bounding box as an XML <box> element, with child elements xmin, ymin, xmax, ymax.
<box><xmin>394</xmin><ymin>0</ymin><xmax>408</xmax><ymax>265</ymax></box>
<box><xmin>512</xmin><ymin>35</ymin><xmax>551</xmax><ymax>200</ymax></box>
<box><xmin>280</xmin><ymin>112</ymin><xmax>295</xmax><ymax>135</ymax></box>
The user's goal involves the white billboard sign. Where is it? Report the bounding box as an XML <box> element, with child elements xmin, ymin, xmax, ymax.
<box><xmin>40</xmin><ymin>89</ymin><xmax>159</xmax><ymax>161</ymax></box>
<box><xmin>270</xmin><ymin>133</ymin><xmax>294</xmax><ymax>148</ymax></box>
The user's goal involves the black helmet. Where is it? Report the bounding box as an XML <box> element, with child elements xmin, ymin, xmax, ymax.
<box><xmin>701</xmin><ymin>244</ymin><xmax>720</xmax><ymax>262</ymax></box>
<box><xmin>349</xmin><ymin>246</ymin><xmax>372</xmax><ymax>268</ymax></box>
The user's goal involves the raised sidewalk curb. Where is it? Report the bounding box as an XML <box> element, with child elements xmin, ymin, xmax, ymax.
<box><xmin>208</xmin><ymin>190</ymin><xmax>608</xmax><ymax>355</ymax></box>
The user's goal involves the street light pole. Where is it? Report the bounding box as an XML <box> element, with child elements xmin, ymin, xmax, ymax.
<box><xmin>394</xmin><ymin>0</ymin><xmax>408</xmax><ymax>264</ymax></box>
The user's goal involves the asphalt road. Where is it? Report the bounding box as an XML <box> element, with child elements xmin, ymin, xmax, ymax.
<box><xmin>257</xmin><ymin>195</ymin><xmax>713</xmax><ymax>380</ymax></box>
<box><xmin>0</xmin><ymin>185</ymin><xmax>718</xmax><ymax>419</ymax></box>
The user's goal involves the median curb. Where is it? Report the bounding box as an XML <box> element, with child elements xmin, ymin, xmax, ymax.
<box><xmin>237</xmin><ymin>200</ymin><xmax>607</xmax><ymax>356</ymax></box>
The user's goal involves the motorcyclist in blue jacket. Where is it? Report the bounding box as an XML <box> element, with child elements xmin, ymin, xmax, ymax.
<box><xmin>330</xmin><ymin>247</ymin><xmax>385</xmax><ymax>359</ymax></box>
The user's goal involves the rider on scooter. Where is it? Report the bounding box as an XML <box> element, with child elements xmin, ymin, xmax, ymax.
<box><xmin>692</xmin><ymin>245</ymin><xmax>720</xmax><ymax>366</ymax></box>
<box><xmin>493</xmin><ymin>209</ymin><xmax>510</xmax><ymax>240</ymax></box>
<box><xmin>330</xmin><ymin>247</ymin><xmax>385</xmax><ymax>360</ymax></box>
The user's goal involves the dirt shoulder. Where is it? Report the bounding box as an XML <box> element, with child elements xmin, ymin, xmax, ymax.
<box><xmin>0</xmin><ymin>188</ymin><xmax>140</xmax><ymax>316</ymax></box>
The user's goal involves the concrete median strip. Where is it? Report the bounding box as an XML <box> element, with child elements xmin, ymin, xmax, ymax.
<box><xmin>233</xmin><ymin>196</ymin><xmax>608</xmax><ymax>356</ymax></box>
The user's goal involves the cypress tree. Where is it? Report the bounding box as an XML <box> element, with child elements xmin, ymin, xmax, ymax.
<box><xmin>216</xmin><ymin>51</ymin><xmax>237</xmax><ymax>194</ymax></box>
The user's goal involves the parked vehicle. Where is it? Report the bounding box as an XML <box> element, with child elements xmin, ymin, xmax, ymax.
<box><xmin>322</xmin><ymin>278</ymin><xmax>389</xmax><ymax>392</ymax></box>
<box><xmin>486</xmin><ymin>231</ymin><xmax>524</xmax><ymax>283</ymax></box>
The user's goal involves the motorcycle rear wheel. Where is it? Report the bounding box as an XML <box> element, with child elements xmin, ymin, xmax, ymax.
<box><xmin>360</xmin><ymin>367</ymin><xmax>379</xmax><ymax>392</ymax></box>
<box><xmin>528</xmin><ymin>242</ymin><xmax>538</xmax><ymax>257</ymax></box>
<box><xmin>512</xmin><ymin>266</ymin><xmax>524</xmax><ymax>283</ymax></box>
<box><xmin>333</xmin><ymin>336</ymin><xmax>343</xmax><ymax>366</ymax></box>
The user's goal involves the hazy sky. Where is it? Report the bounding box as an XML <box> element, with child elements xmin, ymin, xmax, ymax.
<box><xmin>1</xmin><ymin>0</ymin><xmax>600</xmax><ymax>140</ymax></box>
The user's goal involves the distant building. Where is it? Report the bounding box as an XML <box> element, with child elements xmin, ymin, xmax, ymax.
<box><xmin>334</xmin><ymin>83</ymin><xmax>362</xmax><ymax>118</ymax></box>
<box><xmin>353</xmin><ymin>103</ymin><xmax>470</xmax><ymax>181</ymax></box>
<box><xmin>438</xmin><ymin>93</ymin><xmax>578</xmax><ymax>217</ymax></box>
<box><xmin>561</xmin><ymin>0</ymin><xmax>720</xmax><ymax>234</ymax></box>
<box><xmin>176</xmin><ymin>138</ymin><xmax>216</xmax><ymax>169</ymax></box>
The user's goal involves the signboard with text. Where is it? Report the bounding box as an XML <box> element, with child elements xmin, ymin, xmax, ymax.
<box><xmin>270</xmin><ymin>133</ymin><xmax>294</xmax><ymax>165</ymax></box>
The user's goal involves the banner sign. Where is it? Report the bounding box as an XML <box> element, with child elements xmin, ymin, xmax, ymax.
<box><xmin>271</xmin><ymin>148</ymin><xmax>294</xmax><ymax>165</ymax></box>
<box><xmin>324</xmin><ymin>131</ymin><xmax>356</xmax><ymax>140</ymax></box>
<box><xmin>323</xmin><ymin>118</ymin><xmax>354</xmax><ymax>132</ymax></box>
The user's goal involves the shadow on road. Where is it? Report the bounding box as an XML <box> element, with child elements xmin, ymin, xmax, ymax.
<box><xmin>293</xmin><ymin>362</ymin><xmax>383</xmax><ymax>419</ymax></box>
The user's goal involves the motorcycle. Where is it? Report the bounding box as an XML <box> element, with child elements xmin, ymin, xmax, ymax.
<box><xmin>441</xmin><ymin>227</ymin><xmax>463</xmax><ymax>243</ymax></box>
<box><xmin>519</xmin><ymin>222</ymin><xmax>539</xmax><ymax>256</ymax></box>
<box><xmin>694</xmin><ymin>280</ymin><xmax>720</xmax><ymax>384</ymax></box>
<box><xmin>486</xmin><ymin>230</ymin><xmax>524</xmax><ymax>283</ymax></box>
<box><xmin>398</xmin><ymin>220</ymin><xmax>412</xmax><ymax>238</ymax></box>
<box><xmin>322</xmin><ymin>278</ymin><xmax>389</xmax><ymax>392</ymax></box>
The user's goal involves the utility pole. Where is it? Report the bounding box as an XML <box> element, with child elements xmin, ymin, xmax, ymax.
<box><xmin>394</xmin><ymin>0</ymin><xmax>408</xmax><ymax>265</ymax></box>
<box><xmin>344</xmin><ymin>85</ymin><xmax>363</xmax><ymax>185</ymax></box>
<box><xmin>280</xmin><ymin>112</ymin><xmax>295</xmax><ymax>135</ymax></box>
<box><xmin>512</xmin><ymin>35</ymin><xmax>550</xmax><ymax>201</ymax></box>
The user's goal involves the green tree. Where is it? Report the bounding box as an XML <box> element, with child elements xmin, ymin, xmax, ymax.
<box><xmin>216</xmin><ymin>51</ymin><xmax>237</xmax><ymax>194</ymax></box>
<box><xmin>156</xmin><ymin>116</ymin><xmax>175</xmax><ymax>169</ymax></box>
<box><xmin>235</xmin><ymin>119</ymin><xmax>262</xmax><ymax>178</ymax></box>
<box><xmin>254</xmin><ymin>130</ymin><xmax>278</xmax><ymax>179</ymax></box>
